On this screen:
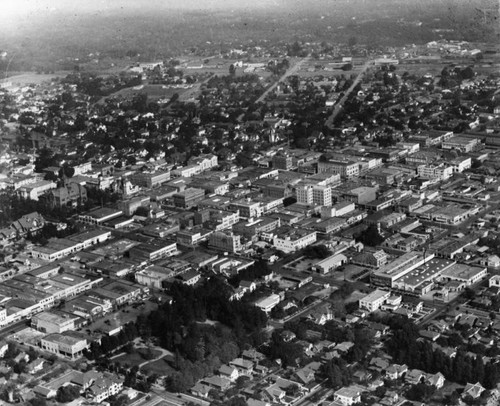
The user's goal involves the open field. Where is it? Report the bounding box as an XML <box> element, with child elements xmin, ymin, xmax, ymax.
<box><xmin>1</xmin><ymin>72</ymin><xmax>70</xmax><ymax>86</ymax></box>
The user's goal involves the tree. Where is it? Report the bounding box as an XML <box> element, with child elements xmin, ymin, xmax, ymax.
<box><xmin>405</xmin><ymin>383</ymin><xmax>435</xmax><ymax>402</ymax></box>
<box><xmin>56</xmin><ymin>385</ymin><xmax>81</xmax><ymax>403</ymax></box>
<box><xmin>29</xmin><ymin>398</ymin><xmax>47</xmax><ymax>406</ymax></box>
<box><xmin>355</xmin><ymin>225</ymin><xmax>385</xmax><ymax>247</ymax></box>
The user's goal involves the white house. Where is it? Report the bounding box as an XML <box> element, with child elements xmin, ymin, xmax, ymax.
<box><xmin>334</xmin><ymin>386</ymin><xmax>362</xmax><ymax>406</ymax></box>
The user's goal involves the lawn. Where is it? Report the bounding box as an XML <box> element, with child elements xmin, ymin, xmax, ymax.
<box><xmin>113</xmin><ymin>348</ymin><xmax>163</xmax><ymax>368</ymax></box>
<box><xmin>113</xmin><ymin>352</ymin><xmax>144</xmax><ymax>368</ymax></box>
<box><xmin>140</xmin><ymin>356</ymin><xmax>176</xmax><ymax>377</ymax></box>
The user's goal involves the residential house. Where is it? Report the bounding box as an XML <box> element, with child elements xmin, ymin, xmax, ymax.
<box><xmin>202</xmin><ymin>376</ymin><xmax>231</xmax><ymax>392</ymax></box>
<box><xmin>219</xmin><ymin>365</ymin><xmax>239</xmax><ymax>382</ymax></box>
<box><xmin>333</xmin><ymin>386</ymin><xmax>362</xmax><ymax>406</ymax></box>
<box><xmin>27</xmin><ymin>359</ymin><xmax>45</xmax><ymax>374</ymax></box>
<box><xmin>294</xmin><ymin>362</ymin><xmax>321</xmax><ymax>386</ymax></box>
<box><xmin>230</xmin><ymin>358</ymin><xmax>254</xmax><ymax>376</ymax></box>
<box><xmin>386</xmin><ymin>364</ymin><xmax>408</xmax><ymax>380</ymax></box>
<box><xmin>462</xmin><ymin>382</ymin><xmax>486</xmax><ymax>399</ymax></box>
<box><xmin>405</xmin><ymin>369</ymin><xmax>425</xmax><ymax>385</ymax></box>
<box><xmin>426</xmin><ymin>372</ymin><xmax>445</xmax><ymax>389</ymax></box>
<box><xmin>0</xmin><ymin>341</ymin><xmax>9</xmax><ymax>358</ymax></box>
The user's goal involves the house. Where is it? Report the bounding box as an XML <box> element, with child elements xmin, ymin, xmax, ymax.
<box><xmin>191</xmin><ymin>382</ymin><xmax>211</xmax><ymax>398</ymax></box>
<box><xmin>386</xmin><ymin>364</ymin><xmax>407</xmax><ymax>380</ymax></box>
<box><xmin>333</xmin><ymin>386</ymin><xmax>362</xmax><ymax>406</ymax></box>
<box><xmin>462</xmin><ymin>382</ymin><xmax>486</xmax><ymax>399</ymax></box>
<box><xmin>27</xmin><ymin>359</ymin><xmax>45</xmax><ymax>374</ymax></box>
<box><xmin>202</xmin><ymin>376</ymin><xmax>231</xmax><ymax>392</ymax></box>
<box><xmin>33</xmin><ymin>385</ymin><xmax>57</xmax><ymax>399</ymax></box>
<box><xmin>294</xmin><ymin>361</ymin><xmax>321</xmax><ymax>386</ymax></box>
<box><xmin>369</xmin><ymin>357</ymin><xmax>389</xmax><ymax>372</ymax></box>
<box><xmin>230</xmin><ymin>358</ymin><xmax>254</xmax><ymax>376</ymax></box>
<box><xmin>306</xmin><ymin>304</ymin><xmax>333</xmax><ymax>325</ymax></box>
<box><xmin>240</xmin><ymin>280</ymin><xmax>257</xmax><ymax>292</ymax></box>
<box><xmin>352</xmin><ymin>370</ymin><xmax>373</xmax><ymax>384</ymax></box>
<box><xmin>406</xmin><ymin>369</ymin><xmax>425</xmax><ymax>385</ymax></box>
<box><xmin>0</xmin><ymin>341</ymin><xmax>9</xmax><ymax>358</ymax></box>
<box><xmin>426</xmin><ymin>372</ymin><xmax>445</xmax><ymax>389</ymax></box>
<box><xmin>247</xmin><ymin>400</ymin><xmax>271</xmax><ymax>406</ymax></box>
<box><xmin>219</xmin><ymin>364</ymin><xmax>239</xmax><ymax>382</ymax></box>
<box><xmin>14</xmin><ymin>352</ymin><xmax>29</xmax><ymax>363</ymax></box>
<box><xmin>419</xmin><ymin>329</ymin><xmax>440</xmax><ymax>341</ymax></box>
<box><xmin>242</xmin><ymin>348</ymin><xmax>266</xmax><ymax>363</ymax></box>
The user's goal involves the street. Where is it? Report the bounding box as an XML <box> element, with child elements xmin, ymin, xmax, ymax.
<box><xmin>255</xmin><ymin>56</ymin><xmax>310</xmax><ymax>104</ymax></box>
<box><xmin>325</xmin><ymin>60</ymin><xmax>373</xmax><ymax>129</ymax></box>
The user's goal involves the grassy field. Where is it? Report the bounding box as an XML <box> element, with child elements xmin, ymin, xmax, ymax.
<box><xmin>113</xmin><ymin>348</ymin><xmax>163</xmax><ymax>368</ymax></box>
<box><xmin>141</xmin><ymin>355</ymin><xmax>176</xmax><ymax>376</ymax></box>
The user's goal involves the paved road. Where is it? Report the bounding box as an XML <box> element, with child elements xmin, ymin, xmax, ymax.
<box><xmin>255</xmin><ymin>56</ymin><xmax>310</xmax><ymax>103</ymax></box>
<box><xmin>325</xmin><ymin>60</ymin><xmax>373</xmax><ymax>129</ymax></box>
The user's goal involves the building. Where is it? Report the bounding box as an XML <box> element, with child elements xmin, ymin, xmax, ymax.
<box><xmin>31</xmin><ymin>230</ymin><xmax>111</xmax><ymax>261</ymax></box>
<box><xmin>47</xmin><ymin>182</ymin><xmax>87</xmax><ymax>208</ymax></box>
<box><xmin>188</xmin><ymin>154</ymin><xmax>218</xmax><ymax>171</ymax></box>
<box><xmin>440</xmin><ymin>264</ymin><xmax>487</xmax><ymax>286</ymax></box>
<box><xmin>296</xmin><ymin>184</ymin><xmax>332</xmax><ymax>206</ymax></box>
<box><xmin>313</xmin><ymin>254</ymin><xmax>347</xmax><ymax>274</ymax></box>
<box><xmin>130</xmin><ymin>170</ymin><xmax>171</xmax><ymax>188</ymax></box>
<box><xmin>417</xmin><ymin>164</ymin><xmax>453</xmax><ymax>181</ymax></box>
<box><xmin>359</xmin><ymin>289</ymin><xmax>391</xmax><ymax>312</ymax></box>
<box><xmin>442</xmin><ymin>136</ymin><xmax>479</xmax><ymax>153</ymax></box>
<box><xmin>31</xmin><ymin>311</ymin><xmax>79</xmax><ymax>334</ymax></box>
<box><xmin>195</xmin><ymin>209</ymin><xmax>240</xmax><ymax>231</ymax></box>
<box><xmin>392</xmin><ymin>258</ymin><xmax>455</xmax><ymax>293</ymax></box>
<box><xmin>342</xmin><ymin>187</ymin><xmax>377</xmax><ymax>205</ymax></box>
<box><xmin>173</xmin><ymin>188</ymin><xmax>205</xmax><ymax>208</ymax></box>
<box><xmin>78</xmin><ymin>208</ymin><xmax>123</xmax><ymax>225</ymax></box>
<box><xmin>273</xmin><ymin>227</ymin><xmax>317</xmax><ymax>253</ymax></box>
<box><xmin>371</xmin><ymin>251</ymin><xmax>435</xmax><ymax>288</ymax></box>
<box><xmin>229</xmin><ymin>199</ymin><xmax>263</xmax><ymax>219</ymax></box>
<box><xmin>272</xmin><ymin>153</ymin><xmax>293</xmax><ymax>170</ymax></box>
<box><xmin>333</xmin><ymin>386</ymin><xmax>362</xmax><ymax>406</ymax></box>
<box><xmin>18</xmin><ymin>180</ymin><xmax>57</xmax><ymax>200</ymax></box>
<box><xmin>135</xmin><ymin>266</ymin><xmax>173</xmax><ymax>289</ymax></box>
<box><xmin>365</xmin><ymin>167</ymin><xmax>403</xmax><ymax>185</ymax></box>
<box><xmin>40</xmin><ymin>333</ymin><xmax>89</xmax><ymax>360</ymax></box>
<box><xmin>318</xmin><ymin>159</ymin><xmax>359</xmax><ymax>179</ymax></box>
<box><xmin>129</xmin><ymin>241</ymin><xmax>177</xmax><ymax>261</ymax></box>
<box><xmin>255</xmin><ymin>294</ymin><xmax>281</xmax><ymax>313</ymax></box>
<box><xmin>118</xmin><ymin>195</ymin><xmax>150</xmax><ymax>216</ymax></box>
<box><xmin>208</xmin><ymin>231</ymin><xmax>242</xmax><ymax>253</ymax></box>
<box><xmin>232</xmin><ymin>216</ymin><xmax>280</xmax><ymax>240</ymax></box>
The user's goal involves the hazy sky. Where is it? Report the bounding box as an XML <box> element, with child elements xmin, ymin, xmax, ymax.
<box><xmin>2</xmin><ymin>0</ymin><xmax>278</xmax><ymax>16</ymax></box>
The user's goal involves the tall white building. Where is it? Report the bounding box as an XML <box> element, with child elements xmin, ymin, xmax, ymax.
<box><xmin>296</xmin><ymin>184</ymin><xmax>332</xmax><ymax>206</ymax></box>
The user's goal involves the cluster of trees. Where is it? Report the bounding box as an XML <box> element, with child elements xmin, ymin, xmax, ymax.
<box><xmin>386</xmin><ymin>316</ymin><xmax>500</xmax><ymax>389</ymax></box>
<box><xmin>142</xmin><ymin>278</ymin><xmax>268</xmax><ymax>391</ymax></box>
<box><xmin>263</xmin><ymin>331</ymin><xmax>304</xmax><ymax>368</ymax></box>
<box><xmin>355</xmin><ymin>224</ymin><xmax>385</xmax><ymax>247</ymax></box>
<box><xmin>56</xmin><ymin>385</ymin><xmax>81</xmax><ymax>403</ymax></box>
<box><xmin>303</xmin><ymin>244</ymin><xmax>331</xmax><ymax>259</ymax></box>
<box><xmin>85</xmin><ymin>322</ymin><xmax>139</xmax><ymax>359</ymax></box>
<box><xmin>320</xmin><ymin>357</ymin><xmax>352</xmax><ymax>389</ymax></box>
<box><xmin>228</xmin><ymin>260</ymin><xmax>272</xmax><ymax>288</ymax></box>
<box><xmin>267</xmin><ymin>58</ymin><xmax>290</xmax><ymax>76</ymax></box>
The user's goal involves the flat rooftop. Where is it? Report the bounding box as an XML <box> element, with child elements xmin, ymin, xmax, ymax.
<box><xmin>395</xmin><ymin>258</ymin><xmax>455</xmax><ymax>288</ymax></box>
